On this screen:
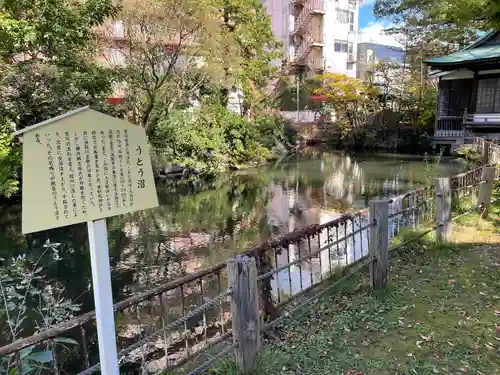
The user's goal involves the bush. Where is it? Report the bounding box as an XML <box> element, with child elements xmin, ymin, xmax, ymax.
<box><xmin>0</xmin><ymin>124</ymin><xmax>21</xmax><ymax>198</ymax></box>
<box><xmin>151</xmin><ymin>105</ymin><xmax>283</xmax><ymax>172</ymax></box>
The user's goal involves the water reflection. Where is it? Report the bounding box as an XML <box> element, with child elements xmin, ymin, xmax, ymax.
<box><xmin>0</xmin><ymin>151</ymin><xmax>464</xmax><ymax>317</ymax></box>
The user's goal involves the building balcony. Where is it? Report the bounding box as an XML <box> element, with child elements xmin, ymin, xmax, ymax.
<box><xmin>435</xmin><ymin>111</ymin><xmax>500</xmax><ymax>139</ymax></box>
<box><xmin>435</xmin><ymin>116</ymin><xmax>464</xmax><ymax>138</ymax></box>
<box><xmin>307</xmin><ymin>57</ymin><xmax>325</xmax><ymax>71</ymax></box>
<box><xmin>291</xmin><ymin>34</ymin><xmax>324</xmax><ymax>65</ymax></box>
<box><xmin>292</xmin><ymin>0</ymin><xmax>326</xmax><ymax>35</ymax></box>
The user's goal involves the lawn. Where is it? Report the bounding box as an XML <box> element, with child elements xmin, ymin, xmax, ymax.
<box><xmin>208</xmin><ymin>203</ymin><xmax>500</xmax><ymax>375</ymax></box>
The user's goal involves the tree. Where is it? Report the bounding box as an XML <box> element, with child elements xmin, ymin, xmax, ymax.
<box><xmin>116</xmin><ymin>0</ymin><xmax>281</xmax><ymax>138</ymax></box>
<box><xmin>116</xmin><ymin>0</ymin><xmax>228</xmax><ymax>137</ymax></box>
<box><xmin>365</xmin><ymin>60</ymin><xmax>404</xmax><ymax>110</ymax></box>
<box><xmin>0</xmin><ymin>123</ymin><xmax>19</xmax><ymax>198</ymax></box>
<box><xmin>314</xmin><ymin>73</ymin><xmax>379</xmax><ymax>134</ymax></box>
<box><xmin>372</xmin><ymin>0</ymin><xmax>491</xmax><ymax>56</ymax></box>
<box><xmin>0</xmin><ymin>0</ymin><xmax>119</xmax><ymax>198</ymax></box>
<box><xmin>365</xmin><ymin>59</ymin><xmax>437</xmax><ymax>130</ymax></box>
<box><xmin>219</xmin><ymin>0</ymin><xmax>281</xmax><ymax>116</ymax></box>
<box><xmin>0</xmin><ymin>0</ymin><xmax>119</xmax><ymax>130</ymax></box>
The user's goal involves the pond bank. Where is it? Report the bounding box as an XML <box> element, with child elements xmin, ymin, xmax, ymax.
<box><xmin>208</xmin><ymin>194</ymin><xmax>500</xmax><ymax>375</ymax></box>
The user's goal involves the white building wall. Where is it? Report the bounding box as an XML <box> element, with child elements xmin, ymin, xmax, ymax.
<box><xmin>263</xmin><ymin>0</ymin><xmax>361</xmax><ymax>77</ymax></box>
<box><xmin>323</xmin><ymin>0</ymin><xmax>360</xmax><ymax>77</ymax></box>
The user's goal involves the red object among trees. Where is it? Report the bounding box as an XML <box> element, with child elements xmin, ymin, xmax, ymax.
<box><xmin>310</xmin><ymin>94</ymin><xmax>327</xmax><ymax>101</ymax></box>
<box><xmin>106</xmin><ymin>97</ymin><xmax>124</xmax><ymax>104</ymax></box>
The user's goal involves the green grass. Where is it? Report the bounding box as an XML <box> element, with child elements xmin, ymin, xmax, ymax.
<box><xmin>203</xmin><ymin>204</ymin><xmax>500</xmax><ymax>375</ymax></box>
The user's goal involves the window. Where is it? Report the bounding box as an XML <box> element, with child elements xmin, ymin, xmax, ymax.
<box><xmin>349</xmin><ymin>23</ymin><xmax>355</xmax><ymax>32</ymax></box>
<box><xmin>476</xmin><ymin>77</ymin><xmax>500</xmax><ymax>113</ymax></box>
<box><xmin>347</xmin><ymin>62</ymin><xmax>354</xmax><ymax>70</ymax></box>
<box><xmin>334</xmin><ymin>39</ymin><xmax>348</xmax><ymax>53</ymax></box>
<box><xmin>348</xmin><ymin>0</ymin><xmax>356</xmax><ymax>9</ymax></box>
<box><xmin>348</xmin><ymin>42</ymin><xmax>353</xmax><ymax>54</ymax></box>
<box><xmin>337</xmin><ymin>9</ymin><xmax>354</xmax><ymax>24</ymax></box>
<box><xmin>367</xmin><ymin>49</ymin><xmax>374</xmax><ymax>62</ymax></box>
<box><xmin>336</xmin><ymin>9</ymin><xmax>349</xmax><ymax>23</ymax></box>
<box><xmin>438</xmin><ymin>80</ymin><xmax>473</xmax><ymax>116</ymax></box>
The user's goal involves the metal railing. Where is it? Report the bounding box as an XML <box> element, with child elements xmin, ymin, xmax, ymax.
<box><xmin>292</xmin><ymin>0</ymin><xmax>325</xmax><ymax>35</ymax></box>
<box><xmin>435</xmin><ymin>116</ymin><xmax>464</xmax><ymax>137</ymax></box>
<box><xmin>1</xmin><ymin>144</ymin><xmax>498</xmax><ymax>374</ymax></box>
<box><xmin>294</xmin><ymin>34</ymin><xmax>322</xmax><ymax>64</ymax></box>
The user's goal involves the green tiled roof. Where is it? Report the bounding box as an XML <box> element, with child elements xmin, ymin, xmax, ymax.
<box><xmin>425</xmin><ymin>45</ymin><xmax>500</xmax><ymax>66</ymax></box>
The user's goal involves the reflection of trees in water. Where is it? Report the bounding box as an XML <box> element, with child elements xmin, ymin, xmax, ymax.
<box><xmin>0</xmin><ymin>152</ymin><xmax>464</xmax><ymax>321</ymax></box>
<box><xmin>109</xmin><ymin>173</ymin><xmax>274</xmax><ymax>296</ymax></box>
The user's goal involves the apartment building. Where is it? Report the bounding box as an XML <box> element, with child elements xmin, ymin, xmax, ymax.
<box><xmin>263</xmin><ymin>0</ymin><xmax>361</xmax><ymax>78</ymax></box>
<box><xmin>356</xmin><ymin>42</ymin><xmax>404</xmax><ymax>80</ymax></box>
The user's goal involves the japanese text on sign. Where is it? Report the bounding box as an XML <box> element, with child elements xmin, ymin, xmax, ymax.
<box><xmin>21</xmin><ymin>110</ymin><xmax>158</xmax><ymax>234</ymax></box>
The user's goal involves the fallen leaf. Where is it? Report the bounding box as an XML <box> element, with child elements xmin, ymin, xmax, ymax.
<box><xmin>474</xmin><ymin>342</ymin><xmax>479</xmax><ymax>354</ymax></box>
<box><xmin>416</xmin><ymin>340</ymin><xmax>423</xmax><ymax>348</ymax></box>
<box><xmin>448</xmin><ymin>279</ymin><xmax>457</xmax><ymax>284</ymax></box>
<box><xmin>495</xmin><ymin>310</ymin><xmax>500</xmax><ymax>316</ymax></box>
<box><xmin>419</xmin><ymin>334</ymin><xmax>431</xmax><ymax>341</ymax></box>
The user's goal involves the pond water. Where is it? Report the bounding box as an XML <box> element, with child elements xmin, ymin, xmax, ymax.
<box><xmin>0</xmin><ymin>149</ymin><xmax>465</xmax><ymax>318</ymax></box>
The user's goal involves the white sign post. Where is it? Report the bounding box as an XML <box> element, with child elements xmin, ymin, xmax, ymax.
<box><xmin>88</xmin><ymin>219</ymin><xmax>119</xmax><ymax>374</ymax></box>
<box><xmin>14</xmin><ymin>107</ymin><xmax>159</xmax><ymax>373</ymax></box>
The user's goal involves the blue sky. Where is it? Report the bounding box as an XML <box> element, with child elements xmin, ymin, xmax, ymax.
<box><xmin>359</xmin><ymin>2</ymin><xmax>375</xmax><ymax>29</ymax></box>
<box><xmin>357</xmin><ymin>1</ymin><xmax>401</xmax><ymax>46</ymax></box>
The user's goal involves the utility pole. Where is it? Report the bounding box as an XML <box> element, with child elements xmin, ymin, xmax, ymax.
<box><xmin>296</xmin><ymin>71</ymin><xmax>300</xmax><ymax>126</ymax></box>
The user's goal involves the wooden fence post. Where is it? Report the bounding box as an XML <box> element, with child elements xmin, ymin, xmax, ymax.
<box><xmin>482</xmin><ymin>140</ymin><xmax>490</xmax><ymax>164</ymax></box>
<box><xmin>228</xmin><ymin>255</ymin><xmax>260</xmax><ymax>373</ymax></box>
<box><xmin>369</xmin><ymin>200</ymin><xmax>389</xmax><ymax>291</ymax></box>
<box><xmin>478</xmin><ymin>166</ymin><xmax>495</xmax><ymax>218</ymax></box>
<box><xmin>435</xmin><ymin>177</ymin><xmax>452</xmax><ymax>244</ymax></box>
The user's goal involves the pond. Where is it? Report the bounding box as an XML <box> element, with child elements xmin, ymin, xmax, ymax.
<box><xmin>0</xmin><ymin>149</ymin><xmax>465</xmax><ymax>321</ymax></box>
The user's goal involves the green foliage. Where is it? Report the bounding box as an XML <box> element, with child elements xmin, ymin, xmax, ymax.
<box><xmin>423</xmin><ymin>147</ymin><xmax>444</xmax><ymax>187</ymax></box>
<box><xmin>0</xmin><ymin>248</ymin><xmax>81</xmax><ymax>374</ymax></box>
<box><xmin>373</xmin><ymin>0</ymin><xmax>486</xmax><ymax>53</ymax></box>
<box><xmin>0</xmin><ymin>0</ymin><xmax>283</xmax><ymax>198</ymax></box>
<box><xmin>0</xmin><ymin>0</ymin><xmax>118</xmax><ymax>129</ymax></box>
<box><xmin>0</xmin><ymin>125</ymin><xmax>20</xmax><ymax>198</ymax></box>
<box><xmin>219</xmin><ymin>0</ymin><xmax>281</xmax><ymax>111</ymax></box>
<box><xmin>152</xmin><ymin>106</ymin><xmax>280</xmax><ymax>171</ymax></box>
<box><xmin>315</xmin><ymin>72</ymin><xmax>380</xmax><ymax>135</ymax></box>
<box><xmin>277</xmin><ymin>77</ymin><xmax>322</xmax><ymax>111</ymax></box>
<box><xmin>456</xmin><ymin>145</ymin><xmax>484</xmax><ymax>165</ymax></box>
<box><xmin>0</xmin><ymin>0</ymin><xmax>119</xmax><ymax>198</ymax></box>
